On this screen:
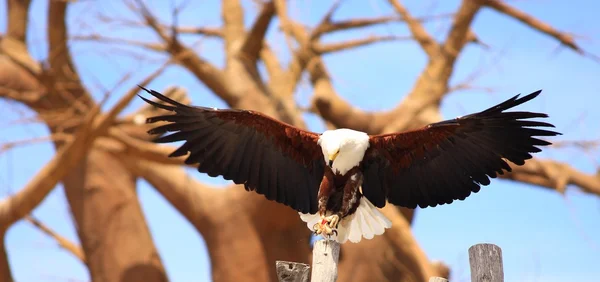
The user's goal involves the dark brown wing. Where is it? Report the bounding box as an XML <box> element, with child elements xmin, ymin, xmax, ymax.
<box><xmin>138</xmin><ymin>86</ymin><xmax>325</xmax><ymax>214</ymax></box>
<box><xmin>361</xmin><ymin>90</ymin><xmax>560</xmax><ymax>209</ymax></box>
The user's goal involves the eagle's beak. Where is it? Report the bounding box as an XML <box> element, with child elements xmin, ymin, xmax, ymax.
<box><xmin>328</xmin><ymin>151</ymin><xmax>339</xmax><ymax>167</ymax></box>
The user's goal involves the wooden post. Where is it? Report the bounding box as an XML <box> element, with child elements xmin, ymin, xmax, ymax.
<box><xmin>429</xmin><ymin>277</ymin><xmax>449</xmax><ymax>282</ymax></box>
<box><xmin>310</xmin><ymin>239</ymin><xmax>340</xmax><ymax>282</ymax></box>
<box><xmin>468</xmin><ymin>243</ymin><xmax>504</xmax><ymax>282</ymax></box>
<box><xmin>275</xmin><ymin>239</ymin><xmax>340</xmax><ymax>282</ymax></box>
<box><xmin>276</xmin><ymin>261</ymin><xmax>310</xmax><ymax>282</ymax></box>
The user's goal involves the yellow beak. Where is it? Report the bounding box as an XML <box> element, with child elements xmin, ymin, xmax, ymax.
<box><xmin>328</xmin><ymin>151</ymin><xmax>339</xmax><ymax>167</ymax></box>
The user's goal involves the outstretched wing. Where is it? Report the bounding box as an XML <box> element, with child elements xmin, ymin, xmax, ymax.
<box><xmin>361</xmin><ymin>90</ymin><xmax>561</xmax><ymax>209</ymax></box>
<box><xmin>139</xmin><ymin>87</ymin><xmax>325</xmax><ymax>214</ymax></box>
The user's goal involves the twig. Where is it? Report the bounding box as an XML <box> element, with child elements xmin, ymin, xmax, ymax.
<box><xmin>24</xmin><ymin>215</ymin><xmax>86</xmax><ymax>263</ymax></box>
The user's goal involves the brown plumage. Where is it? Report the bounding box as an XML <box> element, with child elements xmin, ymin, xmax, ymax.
<box><xmin>139</xmin><ymin>86</ymin><xmax>560</xmax><ymax>243</ymax></box>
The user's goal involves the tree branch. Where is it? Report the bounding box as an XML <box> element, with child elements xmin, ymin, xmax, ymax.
<box><xmin>0</xmin><ymin>133</ymin><xmax>73</xmax><ymax>156</ymax></box>
<box><xmin>47</xmin><ymin>0</ymin><xmax>94</xmax><ymax>115</ymax></box>
<box><xmin>442</xmin><ymin>0</ymin><xmax>484</xmax><ymax>61</ymax></box>
<box><xmin>0</xmin><ymin>58</ymin><xmax>169</xmax><ymax>228</ymax></box>
<box><xmin>118</xmin><ymin>158</ymin><xmax>221</xmax><ymax>232</ymax></box>
<box><xmin>6</xmin><ymin>0</ymin><xmax>31</xmax><ymax>43</ymax></box>
<box><xmin>502</xmin><ymin>159</ymin><xmax>600</xmax><ymax>196</ymax></box>
<box><xmin>388</xmin><ymin>0</ymin><xmax>440</xmax><ymax>57</ymax></box>
<box><xmin>96</xmin><ymin>14</ymin><xmax>223</xmax><ymax>38</ymax></box>
<box><xmin>314</xmin><ymin>13</ymin><xmax>455</xmax><ymax>37</ymax></box>
<box><xmin>222</xmin><ymin>0</ymin><xmax>246</xmax><ymax>40</ymax></box>
<box><xmin>71</xmin><ymin>34</ymin><xmax>167</xmax><ymax>52</ymax></box>
<box><xmin>98</xmin><ymin>128</ymin><xmax>189</xmax><ymax>167</ymax></box>
<box><xmin>24</xmin><ymin>215</ymin><xmax>85</xmax><ymax>263</ymax></box>
<box><xmin>132</xmin><ymin>0</ymin><xmax>235</xmax><ymax>104</ymax></box>
<box><xmin>484</xmin><ymin>0</ymin><xmax>582</xmax><ymax>54</ymax></box>
<box><xmin>0</xmin><ymin>101</ymin><xmax>102</xmax><ymax>228</ymax></box>
<box><xmin>314</xmin><ymin>35</ymin><xmax>413</xmax><ymax>55</ymax></box>
<box><xmin>238</xmin><ymin>1</ymin><xmax>275</xmax><ymax>64</ymax></box>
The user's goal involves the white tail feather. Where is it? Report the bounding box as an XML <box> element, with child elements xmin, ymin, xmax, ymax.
<box><xmin>298</xmin><ymin>197</ymin><xmax>392</xmax><ymax>244</ymax></box>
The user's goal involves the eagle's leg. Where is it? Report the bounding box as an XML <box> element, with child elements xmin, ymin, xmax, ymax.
<box><xmin>314</xmin><ymin>171</ymin><xmax>335</xmax><ymax>236</ymax></box>
<box><xmin>327</xmin><ymin>170</ymin><xmax>363</xmax><ymax>229</ymax></box>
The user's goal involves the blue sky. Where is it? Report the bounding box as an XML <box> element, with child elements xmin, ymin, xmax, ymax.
<box><xmin>1</xmin><ymin>0</ymin><xmax>599</xmax><ymax>281</ymax></box>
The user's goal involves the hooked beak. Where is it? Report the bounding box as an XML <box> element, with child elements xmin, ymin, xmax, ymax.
<box><xmin>328</xmin><ymin>151</ymin><xmax>339</xmax><ymax>167</ymax></box>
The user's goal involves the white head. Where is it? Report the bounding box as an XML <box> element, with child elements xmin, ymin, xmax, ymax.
<box><xmin>318</xmin><ymin>128</ymin><xmax>370</xmax><ymax>175</ymax></box>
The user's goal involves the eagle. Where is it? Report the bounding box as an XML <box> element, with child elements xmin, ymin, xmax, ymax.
<box><xmin>138</xmin><ymin>87</ymin><xmax>560</xmax><ymax>243</ymax></box>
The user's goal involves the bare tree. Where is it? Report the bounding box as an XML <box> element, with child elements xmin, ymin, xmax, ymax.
<box><xmin>0</xmin><ymin>1</ymin><xmax>598</xmax><ymax>282</ymax></box>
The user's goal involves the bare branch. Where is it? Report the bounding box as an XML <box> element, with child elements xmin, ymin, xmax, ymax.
<box><xmin>442</xmin><ymin>0</ymin><xmax>484</xmax><ymax>62</ymax></box>
<box><xmin>99</xmin><ymin>128</ymin><xmax>189</xmax><ymax>167</ymax></box>
<box><xmin>376</xmin><ymin>0</ymin><xmax>485</xmax><ymax>134</ymax></box>
<box><xmin>71</xmin><ymin>34</ymin><xmax>167</xmax><ymax>52</ymax></box>
<box><xmin>0</xmin><ymin>133</ymin><xmax>73</xmax><ymax>155</ymax></box>
<box><xmin>388</xmin><ymin>0</ymin><xmax>440</xmax><ymax>58</ymax></box>
<box><xmin>132</xmin><ymin>0</ymin><xmax>235</xmax><ymax>104</ymax></box>
<box><xmin>309</xmin><ymin>0</ymin><xmax>344</xmax><ymax>40</ymax></box>
<box><xmin>171</xmin><ymin>26</ymin><xmax>223</xmax><ymax>37</ymax></box>
<box><xmin>260</xmin><ymin>44</ymin><xmax>284</xmax><ymax>87</ymax></box>
<box><xmin>501</xmin><ymin>159</ymin><xmax>600</xmax><ymax>195</ymax></box>
<box><xmin>24</xmin><ymin>215</ymin><xmax>85</xmax><ymax>263</ymax></box>
<box><xmin>222</xmin><ymin>0</ymin><xmax>246</xmax><ymax>52</ymax></box>
<box><xmin>132</xmin><ymin>0</ymin><xmax>171</xmax><ymax>43</ymax></box>
<box><xmin>47</xmin><ymin>0</ymin><xmax>95</xmax><ymax>115</ymax></box>
<box><xmin>314</xmin><ymin>35</ymin><xmax>413</xmax><ymax>54</ymax></box>
<box><xmin>0</xmin><ymin>58</ymin><xmax>170</xmax><ymax>227</ymax></box>
<box><xmin>484</xmin><ymin>0</ymin><xmax>582</xmax><ymax>54</ymax></box>
<box><xmin>6</xmin><ymin>0</ymin><xmax>31</xmax><ymax>43</ymax></box>
<box><xmin>316</xmin><ymin>13</ymin><xmax>455</xmax><ymax>37</ymax></box>
<box><xmin>96</xmin><ymin>14</ymin><xmax>223</xmax><ymax>38</ymax></box>
<box><xmin>0</xmin><ymin>86</ymin><xmax>43</xmax><ymax>104</ymax></box>
<box><xmin>239</xmin><ymin>2</ymin><xmax>275</xmax><ymax>64</ymax></box>
<box><xmin>550</xmin><ymin>140</ymin><xmax>600</xmax><ymax>150</ymax></box>
<box><xmin>117</xmin><ymin>158</ymin><xmax>221</xmax><ymax>230</ymax></box>
<box><xmin>0</xmin><ymin>101</ymin><xmax>102</xmax><ymax>227</ymax></box>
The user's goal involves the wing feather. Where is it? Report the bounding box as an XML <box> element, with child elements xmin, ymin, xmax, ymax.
<box><xmin>139</xmin><ymin>87</ymin><xmax>324</xmax><ymax>214</ymax></box>
<box><xmin>362</xmin><ymin>90</ymin><xmax>561</xmax><ymax>209</ymax></box>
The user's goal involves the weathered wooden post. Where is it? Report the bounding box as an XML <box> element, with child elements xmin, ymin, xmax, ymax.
<box><xmin>310</xmin><ymin>239</ymin><xmax>340</xmax><ymax>282</ymax></box>
<box><xmin>276</xmin><ymin>261</ymin><xmax>310</xmax><ymax>282</ymax></box>
<box><xmin>276</xmin><ymin>239</ymin><xmax>340</xmax><ymax>282</ymax></box>
<box><xmin>468</xmin><ymin>243</ymin><xmax>504</xmax><ymax>282</ymax></box>
<box><xmin>429</xmin><ymin>277</ymin><xmax>449</xmax><ymax>282</ymax></box>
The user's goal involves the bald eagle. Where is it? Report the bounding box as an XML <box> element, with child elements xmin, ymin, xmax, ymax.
<box><xmin>138</xmin><ymin>87</ymin><xmax>560</xmax><ymax>243</ymax></box>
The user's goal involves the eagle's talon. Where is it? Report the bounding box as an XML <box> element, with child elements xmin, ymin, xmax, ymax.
<box><xmin>321</xmin><ymin>224</ymin><xmax>333</xmax><ymax>236</ymax></box>
<box><xmin>325</xmin><ymin>214</ymin><xmax>340</xmax><ymax>229</ymax></box>
<box><xmin>313</xmin><ymin>223</ymin><xmax>322</xmax><ymax>235</ymax></box>
<box><xmin>312</xmin><ymin>214</ymin><xmax>339</xmax><ymax>239</ymax></box>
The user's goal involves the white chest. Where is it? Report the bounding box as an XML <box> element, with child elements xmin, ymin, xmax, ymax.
<box><xmin>331</xmin><ymin>149</ymin><xmax>367</xmax><ymax>175</ymax></box>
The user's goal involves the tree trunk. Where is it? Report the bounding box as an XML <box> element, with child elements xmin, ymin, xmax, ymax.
<box><xmin>62</xmin><ymin>149</ymin><xmax>167</xmax><ymax>282</ymax></box>
<box><xmin>198</xmin><ymin>189</ymin><xmax>312</xmax><ymax>282</ymax></box>
<box><xmin>0</xmin><ymin>231</ymin><xmax>13</xmax><ymax>282</ymax></box>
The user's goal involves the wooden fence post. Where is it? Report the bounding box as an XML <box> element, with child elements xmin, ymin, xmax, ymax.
<box><xmin>310</xmin><ymin>239</ymin><xmax>340</xmax><ymax>282</ymax></box>
<box><xmin>429</xmin><ymin>277</ymin><xmax>449</xmax><ymax>282</ymax></box>
<box><xmin>276</xmin><ymin>239</ymin><xmax>340</xmax><ymax>282</ymax></box>
<box><xmin>276</xmin><ymin>261</ymin><xmax>310</xmax><ymax>282</ymax></box>
<box><xmin>468</xmin><ymin>243</ymin><xmax>504</xmax><ymax>282</ymax></box>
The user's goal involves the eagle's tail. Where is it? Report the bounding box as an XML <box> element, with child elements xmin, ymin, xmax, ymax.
<box><xmin>299</xmin><ymin>196</ymin><xmax>392</xmax><ymax>244</ymax></box>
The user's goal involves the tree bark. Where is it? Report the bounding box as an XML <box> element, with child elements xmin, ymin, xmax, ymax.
<box><xmin>0</xmin><ymin>230</ymin><xmax>13</xmax><ymax>282</ymax></box>
<box><xmin>62</xmin><ymin>150</ymin><xmax>167</xmax><ymax>282</ymax></box>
